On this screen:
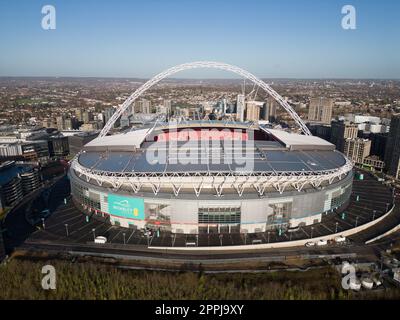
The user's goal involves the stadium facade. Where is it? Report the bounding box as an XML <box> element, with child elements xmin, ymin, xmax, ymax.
<box><xmin>69</xmin><ymin>121</ymin><xmax>353</xmax><ymax>234</ymax></box>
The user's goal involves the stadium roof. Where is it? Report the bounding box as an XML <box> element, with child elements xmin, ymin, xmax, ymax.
<box><xmin>77</xmin><ymin>122</ymin><xmax>344</xmax><ymax>174</ymax></box>
<box><xmin>263</xmin><ymin>128</ymin><xmax>335</xmax><ymax>151</ymax></box>
<box><xmin>85</xmin><ymin>127</ymin><xmax>153</xmax><ymax>150</ymax></box>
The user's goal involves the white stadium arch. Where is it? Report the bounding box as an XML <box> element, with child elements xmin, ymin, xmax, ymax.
<box><xmin>100</xmin><ymin>61</ymin><xmax>312</xmax><ymax>137</ymax></box>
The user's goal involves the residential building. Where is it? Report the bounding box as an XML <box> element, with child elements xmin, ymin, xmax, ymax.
<box><xmin>308</xmin><ymin>97</ymin><xmax>333</xmax><ymax>124</ymax></box>
<box><xmin>344</xmin><ymin>138</ymin><xmax>371</xmax><ymax>164</ymax></box>
<box><xmin>236</xmin><ymin>94</ymin><xmax>245</xmax><ymax>122</ymax></box>
<box><xmin>330</xmin><ymin>120</ymin><xmax>358</xmax><ymax>152</ymax></box>
<box><xmin>245</xmin><ymin>101</ymin><xmax>263</xmax><ymax>122</ymax></box>
<box><xmin>261</xmin><ymin>97</ymin><xmax>278</xmax><ymax>123</ymax></box>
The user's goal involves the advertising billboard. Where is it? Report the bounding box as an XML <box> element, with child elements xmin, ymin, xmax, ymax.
<box><xmin>108</xmin><ymin>194</ymin><xmax>145</xmax><ymax>220</ymax></box>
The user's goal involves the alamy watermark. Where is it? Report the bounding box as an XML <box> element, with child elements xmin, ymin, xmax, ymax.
<box><xmin>41</xmin><ymin>265</ymin><xmax>56</xmax><ymax>290</ymax></box>
<box><xmin>41</xmin><ymin>5</ymin><xmax>56</xmax><ymax>30</ymax></box>
<box><xmin>341</xmin><ymin>262</ymin><xmax>357</xmax><ymax>290</ymax></box>
<box><xmin>145</xmin><ymin>126</ymin><xmax>255</xmax><ymax>172</ymax></box>
<box><xmin>341</xmin><ymin>5</ymin><xmax>356</xmax><ymax>30</ymax></box>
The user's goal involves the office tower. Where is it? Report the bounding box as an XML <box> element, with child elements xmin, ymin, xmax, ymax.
<box><xmin>384</xmin><ymin>114</ymin><xmax>400</xmax><ymax>179</ymax></box>
<box><xmin>370</xmin><ymin>132</ymin><xmax>388</xmax><ymax>160</ymax></box>
<box><xmin>97</xmin><ymin>112</ymin><xmax>104</xmax><ymax>123</ymax></box>
<box><xmin>68</xmin><ymin>132</ymin><xmax>99</xmax><ymax>156</ymax></box>
<box><xmin>222</xmin><ymin>99</ymin><xmax>227</xmax><ymax>114</ymax></box>
<box><xmin>236</xmin><ymin>94</ymin><xmax>245</xmax><ymax>122</ymax></box>
<box><xmin>104</xmin><ymin>107</ymin><xmax>115</xmax><ymax>124</ymax></box>
<box><xmin>140</xmin><ymin>99</ymin><xmax>151</xmax><ymax>114</ymax></box>
<box><xmin>71</xmin><ymin>117</ymin><xmax>80</xmax><ymax>130</ymax></box>
<box><xmin>344</xmin><ymin>138</ymin><xmax>371</xmax><ymax>164</ymax></box>
<box><xmin>330</xmin><ymin>120</ymin><xmax>358</xmax><ymax>152</ymax></box>
<box><xmin>83</xmin><ymin>111</ymin><xmax>92</xmax><ymax>124</ymax></box>
<box><xmin>308</xmin><ymin>97</ymin><xmax>333</xmax><ymax>124</ymax></box>
<box><xmin>261</xmin><ymin>97</ymin><xmax>278</xmax><ymax>122</ymax></box>
<box><xmin>75</xmin><ymin>108</ymin><xmax>83</xmax><ymax>122</ymax></box>
<box><xmin>64</xmin><ymin>118</ymin><xmax>73</xmax><ymax>130</ymax></box>
<box><xmin>56</xmin><ymin>116</ymin><xmax>72</xmax><ymax>131</ymax></box>
<box><xmin>56</xmin><ymin>115</ymin><xmax>65</xmax><ymax>131</ymax></box>
<box><xmin>164</xmin><ymin>99</ymin><xmax>172</xmax><ymax>116</ymax></box>
<box><xmin>310</xmin><ymin>124</ymin><xmax>332</xmax><ymax>142</ymax></box>
<box><xmin>48</xmin><ymin>136</ymin><xmax>70</xmax><ymax>157</ymax></box>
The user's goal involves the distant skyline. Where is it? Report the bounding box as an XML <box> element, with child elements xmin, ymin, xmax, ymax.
<box><xmin>0</xmin><ymin>0</ymin><xmax>399</xmax><ymax>79</ymax></box>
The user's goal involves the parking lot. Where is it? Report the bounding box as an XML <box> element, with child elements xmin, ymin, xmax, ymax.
<box><xmin>27</xmin><ymin>171</ymin><xmax>399</xmax><ymax>248</ymax></box>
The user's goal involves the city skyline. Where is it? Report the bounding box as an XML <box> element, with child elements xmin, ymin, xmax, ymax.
<box><xmin>0</xmin><ymin>0</ymin><xmax>399</xmax><ymax>79</ymax></box>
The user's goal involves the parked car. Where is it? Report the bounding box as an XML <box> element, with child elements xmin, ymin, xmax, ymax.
<box><xmin>335</xmin><ymin>236</ymin><xmax>347</xmax><ymax>244</ymax></box>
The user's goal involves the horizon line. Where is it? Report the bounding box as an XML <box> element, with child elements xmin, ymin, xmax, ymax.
<box><xmin>0</xmin><ymin>76</ymin><xmax>399</xmax><ymax>81</ymax></box>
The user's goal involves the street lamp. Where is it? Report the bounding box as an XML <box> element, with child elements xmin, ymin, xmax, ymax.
<box><xmin>267</xmin><ymin>231</ymin><xmax>270</xmax><ymax>244</ymax></box>
<box><xmin>310</xmin><ymin>227</ymin><xmax>314</xmax><ymax>239</ymax></box>
<box><xmin>41</xmin><ymin>218</ymin><xmax>45</xmax><ymax>230</ymax></box>
<box><xmin>335</xmin><ymin>222</ymin><xmax>339</xmax><ymax>234</ymax></box>
<box><xmin>92</xmin><ymin>228</ymin><xmax>96</xmax><ymax>241</ymax></box>
<box><xmin>122</xmin><ymin>232</ymin><xmax>126</xmax><ymax>245</ymax></box>
<box><xmin>65</xmin><ymin>224</ymin><xmax>69</xmax><ymax>237</ymax></box>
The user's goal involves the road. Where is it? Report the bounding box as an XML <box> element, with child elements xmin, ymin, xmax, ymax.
<box><xmin>4</xmin><ymin>171</ymin><xmax>400</xmax><ymax>266</ymax></box>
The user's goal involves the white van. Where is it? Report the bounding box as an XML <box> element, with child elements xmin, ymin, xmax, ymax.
<box><xmin>335</xmin><ymin>236</ymin><xmax>347</xmax><ymax>243</ymax></box>
<box><xmin>94</xmin><ymin>236</ymin><xmax>107</xmax><ymax>244</ymax></box>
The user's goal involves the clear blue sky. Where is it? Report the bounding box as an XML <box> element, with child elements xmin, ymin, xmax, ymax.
<box><xmin>0</xmin><ymin>0</ymin><xmax>399</xmax><ymax>78</ymax></box>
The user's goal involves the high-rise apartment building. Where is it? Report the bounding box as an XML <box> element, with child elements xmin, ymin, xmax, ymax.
<box><xmin>261</xmin><ymin>97</ymin><xmax>278</xmax><ymax>122</ymax></box>
<box><xmin>384</xmin><ymin>114</ymin><xmax>400</xmax><ymax>179</ymax></box>
<box><xmin>330</xmin><ymin>120</ymin><xmax>359</xmax><ymax>152</ymax></box>
<box><xmin>344</xmin><ymin>138</ymin><xmax>371</xmax><ymax>164</ymax></box>
<box><xmin>163</xmin><ymin>99</ymin><xmax>172</xmax><ymax>116</ymax></box>
<box><xmin>245</xmin><ymin>101</ymin><xmax>263</xmax><ymax>122</ymax></box>
<box><xmin>75</xmin><ymin>108</ymin><xmax>83</xmax><ymax>122</ymax></box>
<box><xmin>56</xmin><ymin>115</ymin><xmax>64</xmax><ymax>131</ymax></box>
<box><xmin>308</xmin><ymin>97</ymin><xmax>333</xmax><ymax>124</ymax></box>
<box><xmin>82</xmin><ymin>111</ymin><xmax>92</xmax><ymax>124</ymax></box>
<box><xmin>56</xmin><ymin>116</ymin><xmax>72</xmax><ymax>131</ymax></box>
<box><xmin>139</xmin><ymin>99</ymin><xmax>151</xmax><ymax>114</ymax></box>
<box><xmin>236</xmin><ymin>94</ymin><xmax>245</xmax><ymax>122</ymax></box>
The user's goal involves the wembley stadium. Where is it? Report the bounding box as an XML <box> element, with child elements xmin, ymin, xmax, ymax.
<box><xmin>69</xmin><ymin>62</ymin><xmax>354</xmax><ymax>235</ymax></box>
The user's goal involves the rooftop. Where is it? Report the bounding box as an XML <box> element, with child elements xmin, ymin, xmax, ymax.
<box><xmin>77</xmin><ymin>122</ymin><xmax>347</xmax><ymax>175</ymax></box>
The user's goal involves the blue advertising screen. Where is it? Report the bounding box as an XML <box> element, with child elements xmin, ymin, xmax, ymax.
<box><xmin>108</xmin><ymin>194</ymin><xmax>145</xmax><ymax>220</ymax></box>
